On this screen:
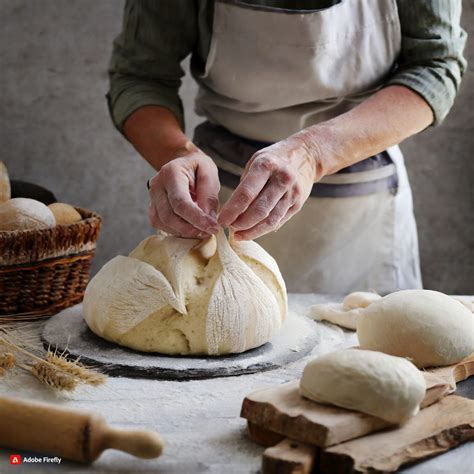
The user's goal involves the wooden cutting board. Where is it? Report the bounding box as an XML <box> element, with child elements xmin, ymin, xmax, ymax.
<box><xmin>241</xmin><ymin>353</ymin><xmax>474</xmax><ymax>448</ymax></box>
<box><xmin>320</xmin><ymin>395</ymin><xmax>474</xmax><ymax>473</ymax></box>
<box><xmin>260</xmin><ymin>395</ymin><xmax>474</xmax><ymax>474</ymax></box>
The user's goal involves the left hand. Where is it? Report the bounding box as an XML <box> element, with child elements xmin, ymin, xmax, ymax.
<box><xmin>218</xmin><ymin>136</ymin><xmax>319</xmax><ymax>240</ymax></box>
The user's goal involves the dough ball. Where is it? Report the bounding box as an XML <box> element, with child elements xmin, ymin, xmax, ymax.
<box><xmin>343</xmin><ymin>291</ymin><xmax>381</xmax><ymax>310</ymax></box>
<box><xmin>0</xmin><ymin>161</ymin><xmax>10</xmax><ymax>202</ymax></box>
<box><xmin>83</xmin><ymin>230</ymin><xmax>287</xmax><ymax>355</ymax></box>
<box><xmin>300</xmin><ymin>349</ymin><xmax>426</xmax><ymax>424</ymax></box>
<box><xmin>48</xmin><ymin>202</ymin><xmax>82</xmax><ymax>225</ymax></box>
<box><xmin>0</xmin><ymin>198</ymin><xmax>56</xmax><ymax>231</ymax></box>
<box><xmin>357</xmin><ymin>290</ymin><xmax>474</xmax><ymax>368</ymax></box>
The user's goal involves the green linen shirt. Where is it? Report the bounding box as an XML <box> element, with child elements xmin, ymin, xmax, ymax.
<box><xmin>108</xmin><ymin>0</ymin><xmax>467</xmax><ymax>132</ymax></box>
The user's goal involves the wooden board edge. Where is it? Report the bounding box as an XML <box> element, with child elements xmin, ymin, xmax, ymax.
<box><xmin>242</xmin><ymin>396</ymin><xmax>333</xmax><ymax>446</ymax></box>
<box><xmin>319</xmin><ymin>422</ymin><xmax>474</xmax><ymax>474</ymax></box>
<box><xmin>247</xmin><ymin>421</ymin><xmax>284</xmax><ymax>447</ymax></box>
<box><xmin>262</xmin><ymin>438</ymin><xmax>319</xmax><ymax>474</ymax></box>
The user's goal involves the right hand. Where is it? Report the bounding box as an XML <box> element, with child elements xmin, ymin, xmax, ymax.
<box><xmin>148</xmin><ymin>151</ymin><xmax>220</xmax><ymax>238</ymax></box>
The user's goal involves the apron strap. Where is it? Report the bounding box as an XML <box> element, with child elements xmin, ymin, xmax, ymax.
<box><xmin>193</xmin><ymin>122</ymin><xmax>399</xmax><ymax>198</ymax></box>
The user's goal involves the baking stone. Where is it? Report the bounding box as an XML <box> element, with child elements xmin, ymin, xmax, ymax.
<box><xmin>41</xmin><ymin>304</ymin><xmax>319</xmax><ymax>380</ymax></box>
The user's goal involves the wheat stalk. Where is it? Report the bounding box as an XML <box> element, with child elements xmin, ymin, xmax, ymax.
<box><xmin>30</xmin><ymin>361</ymin><xmax>77</xmax><ymax>392</ymax></box>
<box><xmin>46</xmin><ymin>351</ymin><xmax>106</xmax><ymax>386</ymax></box>
<box><xmin>0</xmin><ymin>352</ymin><xmax>16</xmax><ymax>370</ymax></box>
<box><xmin>0</xmin><ymin>327</ymin><xmax>107</xmax><ymax>392</ymax></box>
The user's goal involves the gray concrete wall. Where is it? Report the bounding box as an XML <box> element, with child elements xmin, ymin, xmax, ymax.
<box><xmin>1</xmin><ymin>0</ymin><xmax>472</xmax><ymax>293</ymax></box>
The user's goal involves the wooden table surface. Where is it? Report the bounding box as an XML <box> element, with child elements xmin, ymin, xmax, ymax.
<box><xmin>0</xmin><ymin>293</ymin><xmax>472</xmax><ymax>473</ymax></box>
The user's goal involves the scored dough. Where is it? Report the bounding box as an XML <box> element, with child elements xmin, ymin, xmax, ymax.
<box><xmin>83</xmin><ymin>230</ymin><xmax>287</xmax><ymax>355</ymax></box>
<box><xmin>357</xmin><ymin>289</ymin><xmax>474</xmax><ymax>367</ymax></box>
<box><xmin>300</xmin><ymin>349</ymin><xmax>426</xmax><ymax>424</ymax></box>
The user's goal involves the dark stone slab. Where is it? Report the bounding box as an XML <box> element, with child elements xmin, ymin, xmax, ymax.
<box><xmin>42</xmin><ymin>304</ymin><xmax>319</xmax><ymax>380</ymax></box>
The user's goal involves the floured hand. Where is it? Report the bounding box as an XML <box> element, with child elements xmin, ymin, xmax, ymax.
<box><xmin>218</xmin><ymin>135</ymin><xmax>318</xmax><ymax>240</ymax></box>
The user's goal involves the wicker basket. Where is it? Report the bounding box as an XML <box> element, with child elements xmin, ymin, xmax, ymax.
<box><xmin>0</xmin><ymin>208</ymin><xmax>102</xmax><ymax>319</ymax></box>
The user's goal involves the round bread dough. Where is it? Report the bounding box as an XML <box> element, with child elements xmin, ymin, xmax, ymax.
<box><xmin>357</xmin><ymin>290</ymin><xmax>474</xmax><ymax>368</ymax></box>
<box><xmin>0</xmin><ymin>198</ymin><xmax>56</xmax><ymax>231</ymax></box>
<box><xmin>343</xmin><ymin>291</ymin><xmax>381</xmax><ymax>310</ymax></box>
<box><xmin>83</xmin><ymin>230</ymin><xmax>287</xmax><ymax>355</ymax></box>
<box><xmin>48</xmin><ymin>203</ymin><xmax>82</xmax><ymax>225</ymax></box>
<box><xmin>300</xmin><ymin>349</ymin><xmax>426</xmax><ymax>424</ymax></box>
<box><xmin>0</xmin><ymin>161</ymin><xmax>10</xmax><ymax>202</ymax></box>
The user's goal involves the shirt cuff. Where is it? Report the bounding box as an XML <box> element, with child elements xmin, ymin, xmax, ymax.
<box><xmin>386</xmin><ymin>67</ymin><xmax>460</xmax><ymax>126</ymax></box>
<box><xmin>107</xmin><ymin>85</ymin><xmax>184</xmax><ymax>132</ymax></box>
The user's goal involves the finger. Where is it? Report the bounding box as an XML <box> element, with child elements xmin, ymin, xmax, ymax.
<box><xmin>218</xmin><ymin>158</ymin><xmax>273</xmax><ymax>227</ymax></box>
<box><xmin>148</xmin><ymin>201</ymin><xmax>176</xmax><ymax>235</ymax></box>
<box><xmin>195</xmin><ymin>160</ymin><xmax>220</xmax><ymax>217</ymax></box>
<box><xmin>272</xmin><ymin>202</ymin><xmax>301</xmax><ymax>230</ymax></box>
<box><xmin>166</xmin><ymin>173</ymin><xmax>219</xmax><ymax>233</ymax></box>
<box><xmin>149</xmin><ymin>201</ymin><xmax>206</xmax><ymax>238</ymax></box>
<box><xmin>155</xmin><ymin>188</ymin><xmax>210</xmax><ymax>238</ymax></box>
<box><xmin>231</xmin><ymin>176</ymin><xmax>288</xmax><ymax>231</ymax></box>
<box><xmin>233</xmin><ymin>193</ymin><xmax>293</xmax><ymax>241</ymax></box>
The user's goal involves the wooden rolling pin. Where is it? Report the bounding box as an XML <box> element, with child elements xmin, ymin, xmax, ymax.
<box><xmin>0</xmin><ymin>397</ymin><xmax>164</xmax><ymax>463</ymax></box>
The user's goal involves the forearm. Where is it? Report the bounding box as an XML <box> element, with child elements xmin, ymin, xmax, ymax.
<box><xmin>123</xmin><ymin>106</ymin><xmax>198</xmax><ymax>171</ymax></box>
<box><xmin>297</xmin><ymin>85</ymin><xmax>434</xmax><ymax>180</ymax></box>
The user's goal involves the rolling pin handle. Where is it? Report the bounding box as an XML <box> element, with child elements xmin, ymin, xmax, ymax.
<box><xmin>100</xmin><ymin>427</ymin><xmax>164</xmax><ymax>459</ymax></box>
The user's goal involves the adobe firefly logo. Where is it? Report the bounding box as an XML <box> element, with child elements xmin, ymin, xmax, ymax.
<box><xmin>10</xmin><ymin>454</ymin><xmax>22</xmax><ymax>465</ymax></box>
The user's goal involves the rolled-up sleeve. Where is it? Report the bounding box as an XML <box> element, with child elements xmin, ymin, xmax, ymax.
<box><xmin>387</xmin><ymin>0</ymin><xmax>467</xmax><ymax>125</ymax></box>
<box><xmin>107</xmin><ymin>0</ymin><xmax>197</xmax><ymax>131</ymax></box>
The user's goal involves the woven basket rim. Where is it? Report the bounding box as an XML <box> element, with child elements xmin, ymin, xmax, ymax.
<box><xmin>0</xmin><ymin>207</ymin><xmax>101</xmax><ymax>237</ymax></box>
<box><xmin>0</xmin><ymin>206</ymin><xmax>102</xmax><ymax>266</ymax></box>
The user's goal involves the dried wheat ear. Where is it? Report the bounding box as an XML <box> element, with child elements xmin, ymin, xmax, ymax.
<box><xmin>0</xmin><ymin>325</ymin><xmax>106</xmax><ymax>392</ymax></box>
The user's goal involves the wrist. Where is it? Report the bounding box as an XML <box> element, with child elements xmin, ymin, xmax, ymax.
<box><xmin>287</xmin><ymin>128</ymin><xmax>328</xmax><ymax>182</ymax></box>
<box><xmin>169</xmin><ymin>139</ymin><xmax>200</xmax><ymax>160</ymax></box>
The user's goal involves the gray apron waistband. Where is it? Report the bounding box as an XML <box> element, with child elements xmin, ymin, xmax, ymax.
<box><xmin>193</xmin><ymin>122</ymin><xmax>398</xmax><ymax>198</ymax></box>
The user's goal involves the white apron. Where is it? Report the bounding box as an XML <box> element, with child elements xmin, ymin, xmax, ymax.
<box><xmin>193</xmin><ymin>0</ymin><xmax>423</xmax><ymax>294</ymax></box>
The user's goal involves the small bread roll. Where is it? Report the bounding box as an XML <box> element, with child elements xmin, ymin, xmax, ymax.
<box><xmin>343</xmin><ymin>291</ymin><xmax>381</xmax><ymax>310</ymax></box>
<box><xmin>309</xmin><ymin>303</ymin><xmax>362</xmax><ymax>330</ymax></box>
<box><xmin>0</xmin><ymin>161</ymin><xmax>11</xmax><ymax>202</ymax></box>
<box><xmin>48</xmin><ymin>203</ymin><xmax>82</xmax><ymax>225</ymax></box>
<box><xmin>0</xmin><ymin>198</ymin><xmax>56</xmax><ymax>231</ymax></box>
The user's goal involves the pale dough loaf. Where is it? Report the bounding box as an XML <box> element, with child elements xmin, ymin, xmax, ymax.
<box><xmin>0</xmin><ymin>198</ymin><xmax>56</xmax><ymax>231</ymax></box>
<box><xmin>357</xmin><ymin>290</ymin><xmax>474</xmax><ymax>367</ymax></box>
<box><xmin>300</xmin><ymin>349</ymin><xmax>426</xmax><ymax>424</ymax></box>
<box><xmin>83</xmin><ymin>230</ymin><xmax>287</xmax><ymax>355</ymax></box>
<box><xmin>309</xmin><ymin>291</ymin><xmax>381</xmax><ymax>330</ymax></box>
<box><xmin>309</xmin><ymin>303</ymin><xmax>363</xmax><ymax>330</ymax></box>
<box><xmin>343</xmin><ymin>291</ymin><xmax>381</xmax><ymax>309</ymax></box>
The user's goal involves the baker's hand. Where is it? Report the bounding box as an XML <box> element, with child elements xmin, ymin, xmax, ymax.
<box><xmin>218</xmin><ymin>136</ymin><xmax>319</xmax><ymax>240</ymax></box>
<box><xmin>148</xmin><ymin>152</ymin><xmax>220</xmax><ymax>238</ymax></box>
